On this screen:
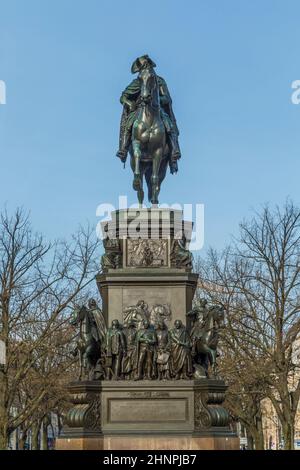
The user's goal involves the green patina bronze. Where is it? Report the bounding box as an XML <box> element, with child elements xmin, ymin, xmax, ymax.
<box><xmin>116</xmin><ymin>55</ymin><xmax>181</xmax><ymax>205</ymax></box>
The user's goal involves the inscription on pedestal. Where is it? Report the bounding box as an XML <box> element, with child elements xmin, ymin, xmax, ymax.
<box><xmin>107</xmin><ymin>398</ymin><xmax>188</xmax><ymax>424</ymax></box>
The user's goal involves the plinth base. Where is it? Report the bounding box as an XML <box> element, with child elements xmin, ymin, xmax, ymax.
<box><xmin>56</xmin><ymin>379</ymin><xmax>238</xmax><ymax>450</ymax></box>
<box><xmin>56</xmin><ymin>435</ymin><xmax>239</xmax><ymax>450</ymax></box>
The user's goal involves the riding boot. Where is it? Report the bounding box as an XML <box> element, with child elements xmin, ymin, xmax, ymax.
<box><xmin>167</xmin><ymin>132</ymin><xmax>181</xmax><ymax>174</ymax></box>
<box><xmin>116</xmin><ymin>129</ymin><xmax>131</xmax><ymax>162</ymax></box>
<box><xmin>169</xmin><ymin>131</ymin><xmax>181</xmax><ymax>160</ymax></box>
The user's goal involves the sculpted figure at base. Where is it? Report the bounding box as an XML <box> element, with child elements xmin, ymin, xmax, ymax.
<box><xmin>70</xmin><ymin>300</ymin><xmax>225</xmax><ymax>381</ymax></box>
<box><xmin>104</xmin><ymin>319</ymin><xmax>127</xmax><ymax>380</ymax></box>
<box><xmin>101</xmin><ymin>238</ymin><xmax>122</xmax><ymax>272</ymax></box>
<box><xmin>155</xmin><ymin>320</ymin><xmax>171</xmax><ymax>380</ymax></box>
<box><xmin>123</xmin><ymin>320</ymin><xmax>137</xmax><ymax>380</ymax></box>
<box><xmin>87</xmin><ymin>298</ymin><xmax>107</xmax><ymax>342</ymax></box>
<box><xmin>169</xmin><ymin>320</ymin><xmax>193</xmax><ymax>380</ymax></box>
<box><xmin>135</xmin><ymin>319</ymin><xmax>157</xmax><ymax>380</ymax></box>
<box><xmin>123</xmin><ymin>300</ymin><xmax>149</xmax><ymax>329</ymax></box>
<box><xmin>170</xmin><ymin>235</ymin><xmax>193</xmax><ymax>270</ymax></box>
<box><xmin>149</xmin><ymin>304</ymin><xmax>172</xmax><ymax>328</ymax></box>
<box><xmin>71</xmin><ymin>302</ymin><xmax>105</xmax><ymax>381</ymax></box>
<box><xmin>188</xmin><ymin>300</ymin><xmax>225</xmax><ymax>377</ymax></box>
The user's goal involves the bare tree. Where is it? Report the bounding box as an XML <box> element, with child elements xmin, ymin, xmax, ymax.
<box><xmin>197</xmin><ymin>201</ymin><xmax>300</xmax><ymax>449</ymax></box>
<box><xmin>14</xmin><ymin>322</ymin><xmax>76</xmax><ymax>449</ymax></box>
<box><xmin>219</xmin><ymin>351</ymin><xmax>265</xmax><ymax>449</ymax></box>
<box><xmin>0</xmin><ymin>208</ymin><xmax>101</xmax><ymax>449</ymax></box>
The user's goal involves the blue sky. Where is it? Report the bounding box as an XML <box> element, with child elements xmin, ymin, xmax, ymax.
<box><xmin>0</xmin><ymin>0</ymin><xmax>300</xmax><ymax>252</ymax></box>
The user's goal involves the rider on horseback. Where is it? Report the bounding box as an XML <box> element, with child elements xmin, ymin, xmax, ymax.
<box><xmin>116</xmin><ymin>54</ymin><xmax>181</xmax><ymax>174</ymax></box>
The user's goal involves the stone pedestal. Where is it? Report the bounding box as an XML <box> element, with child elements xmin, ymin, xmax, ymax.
<box><xmin>56</xmin><ymin>380</ymin><xmax>238</xmax><ymax>450</ymax></box>
<box><xmin>98</xmin><ymin>208</ymin><xmax>198</xmax><ymax>327</ymax></box>
<box><xmin>97</xmin><ymin>268</ymin><xmax>198</xmax><ymax>328</ymax></box>
<box><xmin>56</xmin><ymin>208</ymin><xmax>238</xmax><ymax>451</ymax></box>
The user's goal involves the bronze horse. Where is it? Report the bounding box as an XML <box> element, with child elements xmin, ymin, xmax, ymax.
<box><xmin>130</xmin><ymin>66</ymin><xmax>170</xmax><ymax>205</ymax></box>
<box><xmin>190</xmin><ymin>305</ymin><xmax>225</xmax><ymax>377</ymax></box>
<box><xmin>71</xmin><ymin>305</ymin><xmax>102</xmax><ymax>380</ymax></box>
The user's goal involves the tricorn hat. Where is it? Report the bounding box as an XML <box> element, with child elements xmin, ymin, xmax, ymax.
<box><xmin>131</xmin><ymin>54</ymin><xmax>156</xmax><ymax>74</ymax></box>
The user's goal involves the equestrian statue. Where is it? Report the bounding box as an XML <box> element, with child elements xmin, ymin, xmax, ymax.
<box><xmin>187</xmin><ymin>300</ymin><xmax>225</xmax><ymax>378</ymax></box>
<box><xmin>116</xmin><ymin>54</ymin><xmax>181</xmax><ymax>205</ymax></box>
<box><xmin>71</xmin><ymin>300</ymin><xmax>107</xmax><ymax>380</ymax></box>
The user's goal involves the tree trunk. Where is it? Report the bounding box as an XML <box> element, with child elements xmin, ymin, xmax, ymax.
<box><xmin>245</xmin><ymin>427</ymin><xmax>254</xmax><ymax>450</ymax></box>
<box><xmin>31</xmin><ymin>421</ymin><xmax>40</xmax><ymax>450</ymax></box>
<box><xmin>57</xmin><ymin>413</ymin><xmax>63</xmax><ymax>435</ymax></box>
<box><xmin>0</xmin><ymin>368</ymin><xmax>8</xmax><ymax>450</ymax></box>
<box><xmin>0</xmin><ymin>410</ymin><xmax>8</xmax><ymax>450</ymax></box>
<box><xmin>253</xmin><ymin>413</ymin><xmax>264</xmax><ymax>450</ymax></box>
<box><xmin>18</xmin><ymin>430</ymin><xmax>27</xmax><ymax>450</ymax></box>
<box><xmin>253</xmin><ymin>429</ymin><xmax>264</xmax><ymax>450</ymax></box>
<box><xmin>282</xmin><ymin>421</ymin><xmax>294</xmax><ymax>450</ymax></box>
<box><xmin>41</xmin><ymin>419</ymin><xmax>48</xmax><ymax>450</ymax></box>
<box><xmin>0</xmin><ymin>429</ymin><xmax>8</xmax><ymax>450</ymax></box>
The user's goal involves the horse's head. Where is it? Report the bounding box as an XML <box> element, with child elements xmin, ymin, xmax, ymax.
<box><xmin>210</xmin><ymin>305</ymin><xmax>225</xmax><ymax>328</ymax></box>
<box><xmin>70</xmin><ymin>305</ymin><xmax>87</xmax><ymax>327</ymax></box>
<box><xmin>139</xmin><ymin>67</ymin><xmax>159</xmax><ymax>107</ymax></box>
